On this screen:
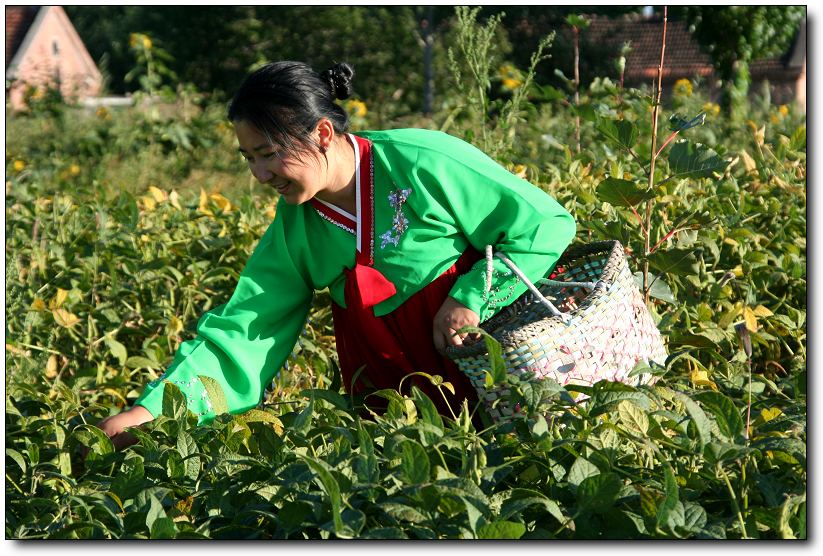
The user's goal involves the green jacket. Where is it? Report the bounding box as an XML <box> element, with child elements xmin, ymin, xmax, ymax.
<box><xmin>135</xmin><ymin>129</ymin><xmax>576</xmax><ymax>423</ymax></box>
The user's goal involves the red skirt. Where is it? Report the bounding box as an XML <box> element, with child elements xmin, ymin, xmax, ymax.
<box><xmin>332</xmin><ymin>249</ymin><xmax>483</xmax><ymax>417</ymax></box>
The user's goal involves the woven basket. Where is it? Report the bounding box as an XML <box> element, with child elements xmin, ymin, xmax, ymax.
<box><xmin>446</xmin><ymin>240</ymin><xmax>667</xmax><ymax>422</ymax></box>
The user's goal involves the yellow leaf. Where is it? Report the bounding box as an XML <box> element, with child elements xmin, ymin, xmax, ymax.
<box><xmin>689</xmin><ymin>368</ymin><xmax>717</xmax><ymax>390</ymax></box>
<box><xmin>31</xmin><ymin>298</ymin><xmax>46</xmax><ymax>311</ymax></box>
<box><xmin>50</xmin><ymin>288</ymin><xmax>69</xmax><ymax>309</ymax></box>
<box><xmin>754</xmin><ymin>124</ymin><xmax>766</xmax><ymax>146</ymax></box>
<box><xmin>148</xmin><ymin>185</ymin><xmax>168</xmax><ymax>203</ymax></box>
<box><xmin>169</xmin><ymin>189</ymin><xmax>182</xmax><ymax>210</ymax></box>
<box><xmin>52</xmin><ymin>308</ymin><xmax>81</xmax><ymax>328</ymax></box>
<box><xmin>740</xmin><ymin>150</ymin><xmax>757</xmax><ymax>173</ymax></box>
<box><xmin>752</xmin><ymin>305</ymin><xmax>773</xmax><ymax>318</ymax></box>
<box><xmin>168</xmin><ymin>315</ymin><xmax>184</xmax><ymax>335</ymax></box>
<box><xmin>723</xmin><ymin>237</ymin><xmax>739</xmax><ymax>247</ymax></box>
<box><xmin>743</xmin><ymin>306</ymin><xmax>758</xmax><ymax>333</ymax></box>
<box><xmin>140</xmin><ymin>195</ymin><xmax>157</xmax><ymax>211</ymax></box>
<box><xmin>46</xmin><ymin>354</ymin><xmax>58</xmax><ymax>378</ymax></box>
<box><xmin>209</xmin><ymin>192</ymin><xmax>232</xmax><ymax>212</ymax></box>
<box><xmin>198</xmin><ymin>189</ymin><xmax>213</xmax><ymax>215</ymax></box>
<box><xmin>732</xmin><ymin>265</ymin><xmax>743</xmax><ymax>277</ymax></box>
<box><xmin>760</xmin><ymin>407</ymin><xmax>782</xmax><ymax>423</ymax></box>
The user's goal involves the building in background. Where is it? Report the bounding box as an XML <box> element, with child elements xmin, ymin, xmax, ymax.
<box><xmin>586</xmin><ymin>14</ymin><xmax>806</xmax><ymax>112</ymax></box>
<box><xmin>6</xmin><ymin>5</ymin><xmax>103</xmax><ymax>110</ymax></box>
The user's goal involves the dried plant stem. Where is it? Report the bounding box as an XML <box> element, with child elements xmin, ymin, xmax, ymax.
<box><xmin>573</xmin><ymin>25</ymin><xmax>581</xmax><ymax>154</ymax></box>
<box><xmin>644</xmin><ymin>6</ymin><xmax>668</xmax><ymax>305</ymax></box>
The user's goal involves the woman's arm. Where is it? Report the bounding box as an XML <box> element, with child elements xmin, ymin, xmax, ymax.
<box><xmin>97</xmin><ymin>210</ymin><xmax>313</xmax><ymax>444</ymax></box>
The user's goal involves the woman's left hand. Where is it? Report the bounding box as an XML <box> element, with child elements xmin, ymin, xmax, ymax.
<box><xmin>433</xmin><ymin>296</ymin><xmax>481</xmax><ymax>355</ymax></box>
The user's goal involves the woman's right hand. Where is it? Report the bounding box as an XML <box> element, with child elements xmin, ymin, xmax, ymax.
<box><xmin>96</xmin><ymin>405</ymin><xmax>155</xmax><ymax>450</ymax></box>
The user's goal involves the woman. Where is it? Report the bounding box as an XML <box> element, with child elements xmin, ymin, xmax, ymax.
<box><xmin>98</xmin><ymin>61</ymin><xmax>576</xmax><ymax>447</ymax></box>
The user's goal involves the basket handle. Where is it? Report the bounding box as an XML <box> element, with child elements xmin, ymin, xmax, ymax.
<box><xmin>484</xmin><ymin>246</ymin><xmax>598</xmax><ymax>325</ymax></box>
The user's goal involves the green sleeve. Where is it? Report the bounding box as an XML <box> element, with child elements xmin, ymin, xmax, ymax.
<box><xmin>416</xmin><ymin>134</ymin><xmax>576</xmax><ymax>322</ymax></box>
<box><xmin>134</xmin><ymin>215</ymin><xmax>313</xmax><ymax>424</ymax></box>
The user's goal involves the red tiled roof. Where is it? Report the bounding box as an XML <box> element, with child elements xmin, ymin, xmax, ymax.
<box><xmin>6</xmin><ymin>5</ymin><xmax>39</xmax><ymax>68</ymax></box>
<box><xmin>585</xmin><ymin>14</ymin><xmax>804</xmax><ymax>82</ymax></box>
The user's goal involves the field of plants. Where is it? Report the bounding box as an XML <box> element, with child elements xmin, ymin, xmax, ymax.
<box><xmin>5</xmin><ymin>9</ymin><xmax>806</xmax><ymax>539</ymax></box>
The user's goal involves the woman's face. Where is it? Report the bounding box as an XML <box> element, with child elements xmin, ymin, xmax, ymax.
<box><xmin>234</xmin><ymin>119</ymin><xmax>324</xmax><ymax>205</ymax></box>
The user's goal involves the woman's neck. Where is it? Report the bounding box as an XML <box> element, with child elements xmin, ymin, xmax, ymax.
<box><xmin>314</xmin><ymin>134</ymin><xmax>357</xmax><ymax>215</ymax></box>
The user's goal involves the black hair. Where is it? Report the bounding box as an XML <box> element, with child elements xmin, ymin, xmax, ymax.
<box><xmin>227</xmin><ymin>61</ymin><xmax>355</xmax><ymax>156</ymax></box>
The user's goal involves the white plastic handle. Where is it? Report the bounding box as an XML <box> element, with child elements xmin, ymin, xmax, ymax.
<box><xmin>483</xmin><ymin>247</ymin><xmax>598</xmax><ymax>325</ymax></box>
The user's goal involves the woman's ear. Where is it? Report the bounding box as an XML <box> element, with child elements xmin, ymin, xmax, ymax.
<box><xmin>315</xmin><ymin>118</ymin><xmax>335</xmax><ymax>153</ymax></box>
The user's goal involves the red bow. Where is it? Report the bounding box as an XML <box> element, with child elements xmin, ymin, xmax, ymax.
<box><xmin>344</xmin><ymin>263</ymin><xmax>397</xmax><ymax>309</ymax></box>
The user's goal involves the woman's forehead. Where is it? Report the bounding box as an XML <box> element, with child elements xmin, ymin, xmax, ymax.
<box><xmin>234</xmin><ymin>120</ymin><xmax>276</xmax><ymax>151</ymax></box>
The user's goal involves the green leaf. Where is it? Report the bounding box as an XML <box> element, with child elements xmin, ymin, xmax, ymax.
<box><xmin>300</xmin><ymin>388</ymin><xmax>349</xmax><ymax>410</ymax></box>
<box><xmin>596</xmin><ymin>177</ymin><xmax>655</xmax><ymax>208</ymax></box>
<box><xmin>694</xmin><ymin>391</ymin><xmax>744</xmax><ymax>441</ymax></box>
<box><xmin>71</xmin><ymin>424</ymin><xmax>115</xmax><ymax>458</ymax></box>
<box><xmin>667</xmin><ymin>141</ymin><xmax>729</xmax><ymax>180</ymax></box>
<box><xmin>361</xmin><ymin>527</ymin><xmax>408</xmax><ymax>540</ymax></box>
<box><xmin>498</xmin><ymin>489</ymin><xmax>566</xmax><ymax>524</ymax></box>
<box><xmin>291</xmin><ymin>396</ymin><xmax>314</xmax><ymax>435</ymax></box>
<box><xmin>703</xmin><ymin>442</ymin><xmax>752</xmax><ymax>465</ymax></box>
<box><xmin>648</xmin><ymin>247</ymin><xmax>700</xmax><ymax>276</ymax></box>
<box><xmin>145</xmin><ymin>493</ymin><xmax>167</xmax><ymax>531</ymax></box>
<box><xmin>197</xmin><ymin>375</ymin><xmax>228</xmax><ymax>416</ymax></box>
<box><xmin>589</xmin><ymin>389</ymin><xmax>652</xmax><ymax>416</ymax></box>
<box><xmin>161</xmin><ymin>381</ymin><xmax>188</xmax><ymax>420</ymax></box>
<box><xmin>125</xmin><ymin>356</ymin><xmax>159</xmax><ymax>370</ymax></box>
<box><xmin>300</xmin><ymin>455</ymin><xmax>346</xmax><ymax>538</ymax></box>
<box><xmin>666</xmin><ymin>332</ymin><xmax>720</xmax><ymax>350</ymax></box>
<box><xmin>567</xmin><ymin>457</ymin><xmax>599</xmax><ymax>487</ymax></box>
<box><xmin>673</xmin><ymin>392</ymin><xmax>712</xmax><ymax>448</ymax></box>
<box><xmin>478</xmin><ymin>520</ymin><xmax>526</xmax><ymax>539</ymax></box>
<box><xmin>617</xmin><ymin>400</ymin><xmax>649</xmax><ymax>436</ymax></box>
<box><xmin>577</xmin><ymin>472</ymin><xmax>623</xmax><ymax>514</ymax></box>
<box><xmin>6</xmin><ymin>448</ymin><xmax>27</xmax><ymax>475</ymax></box>
<box><xmin>175</xmin><ymin>430</ymin><xmax>200</xmax><ymax>481</ymax></box>
<box><xmin>596</xmin><ymin>118</ymin><xmax>638</xmax><ymax>150</ymax></box>
<box><xmin>656</xmin><ymin>465</ymin><xmax>682</xmax><ymax>532</ymax></box>
<box><xmin>354</xmin><ymin>421</ymin><xmax>378</xmax><ymax>484</ymax></box>
<box><xmin>637</xmin><ymin>272</ymin><xmax>677</xmax><ymax>303</ymax></box>
<box><xmin>277</xmin><ymin>500</ymin><xmax>312</xmax><ymax>533</ymax></box>
<box><xmin>105</xmin><ymin>337</ymin><xmax>128</xmax><ymax>366</ymax></box>
<box><xmin>565</xmin><ymin>13</ymin><xmax>590</xmax><ymax>28</ymax></box>
<box><xmin>379</xmin><ymin>503</ymin><xmax>428</xmax><ymax>524</ymax></box>
<box><xmin>789</xmin><ymin>125</ymin><xmax>806</xmax><ymax>150</ymax></box>
<box><xmin>751</xmin><ymin>437</ymin><xmax>806</xmax><ymax>466</ymax></box>
<box><xmin>394</xmin><ymin>439</ymin><xmax>430</xmax><ymax>485</ymax></box>
<box><xmin>410</xmin><ymin>386</ymin><xmax>444</xmax><ymax>432</ymax></box>
<box><xmin>150</xmin><ymin>517</ymin><xmax>177</xmax><ymax>539</ymax></box>
<box><xmin>681</xmin><ymin>501</ymin><xmax>708</xmax><ymax>533</ymax></box>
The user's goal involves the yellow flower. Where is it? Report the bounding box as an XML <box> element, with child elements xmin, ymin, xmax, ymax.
<box><xmin>69</xmin><ymin>164</ymin><xmax>80</xmax><ymax>176</ymax></box>
<box><xmin>95</xmin><ymin>106</ymin><xmax>111</xmax><ymax>120</ymax></box>
<box><xmin>770</xmin><ymin>113</ymin><xmax>780</xmax><ymax>125</ymax></box>
<box><xmin>702</xmin><ymin>102</ymin><xmax>720</xmax><ymax>117</ymax></box>
<box><xmin>673</xmin><ymin>78</ymin><xmax>693</xmax><ymax>97</ymax></box>
<box><xmin>499</xmin><ymin>64</ymin><xmax>523</xmax><ymax>91</ymax></box>
<box><xmin>345</xmin><ymin>99</ymin><xmax>368</xmax><ymax>118</ymax></box>
<box><xmin>779</xmin><ymin>104</ymin><xmax>789</xmax><ymax>117</ymax></box>
<box><xmin>512</xmin><ymin>164</ymin><xmax>527</xmax><ymax>178</ymax></box>
<box><xmin>13</xmin><ymin>159</ymin><xmax>26</xmax><ymax>172</ymax></box>
<box><xmin>130</xmin><ymin>33</ymin><xmax>152</xmax><ymax>50</ymax></box>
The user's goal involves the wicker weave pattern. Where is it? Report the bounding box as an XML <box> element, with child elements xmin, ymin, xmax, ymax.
<box><xmin>447</xmin><ymin>241</ymin><xmax>667</xmax><ymax>422</ymax></box>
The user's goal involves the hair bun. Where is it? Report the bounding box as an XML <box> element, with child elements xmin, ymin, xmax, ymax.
<box><xmin>322</xmin><ymin>62</ymin><xmax>355</xmax><ymax>100</ymax></box>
